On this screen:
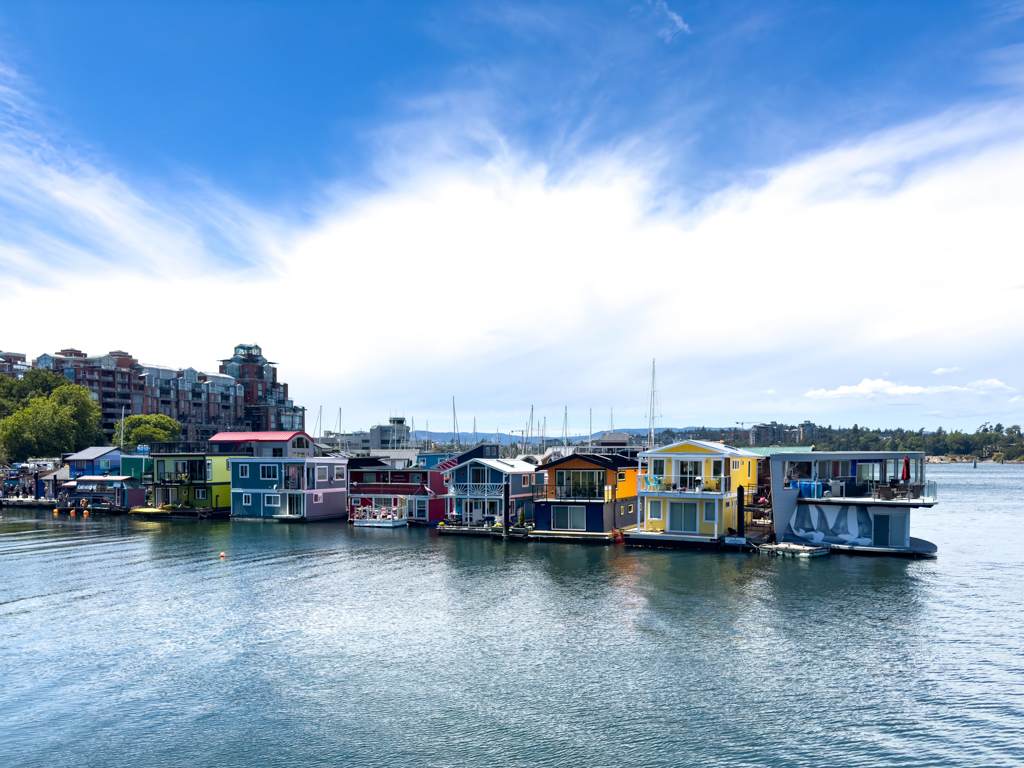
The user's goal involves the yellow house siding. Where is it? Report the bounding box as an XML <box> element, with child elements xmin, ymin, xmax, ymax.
<box><xmin>660</xmin><ymin>444</ymin><xmax>717</xmax><ymax>454</ymax></box>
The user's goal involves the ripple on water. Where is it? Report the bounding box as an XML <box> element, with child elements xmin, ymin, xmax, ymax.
<box><xmin>1</xmin><ymin>464</ymin><xmax>1023</xmax><ymax>767</ymax></box>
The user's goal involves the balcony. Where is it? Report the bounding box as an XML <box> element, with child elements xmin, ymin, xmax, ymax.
<box><xmin>640</xmin><ymin>475</ymin><xmax>732</xmax><ymax>494</ymax></box>
<box><xmin>789</xmin><ymin>479</ymin><xmax>938</xmax><ymax>504</ymax></box>
<box><xmin>532</xmin><ymin>484</ymin><xmax>615</xmax><ymax>502</ymax></box>
<box><xmin>158</xmin><ymin>472</ymin><xmax>197</xmax><ymax>484</ymax></box>
<box><xmin>449</xmin><ymin>482</ymin><xmax>505</xmax><ymax>496</ymax></box>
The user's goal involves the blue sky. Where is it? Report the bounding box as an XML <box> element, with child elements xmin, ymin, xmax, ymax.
<box><xmin>2</xmin><ymin>1</ymin><xmax>1023</xmax><ymax>435</ymax></box>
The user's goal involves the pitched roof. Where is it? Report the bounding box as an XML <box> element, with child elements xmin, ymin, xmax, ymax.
<box><xmin>642</xmin><ymin>440</ymin><xmax>762</xmax><ymax>458</ymax></box>
<box><xmin>65</xmin><ymin>446</ymin><xmax>120</xmax><ymax>461</ymax></box>
<box><xmin>209</xmin><ymin>431</ymin><xmax>308</xmax><ymax>443</ymax></box>
<box><xmin>541</xmin><ymin>453</ymin><xmax>635</xmax><ymax>470</ymax></box>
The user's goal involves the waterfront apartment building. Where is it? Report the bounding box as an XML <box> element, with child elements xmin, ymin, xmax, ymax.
<box><xmin>30</xmin><ymin>343</ymin><xmax>304</xmax><ymax>441</ymax></box>
<box><xmin>0</xmin><ymin>350</ymin><xmax>27</xmax><ymax>379</ymax></box>
<box><xmin>218</xmin><ymin>344</ymin><xmax>305</xmax><ymax>433</ymax></box>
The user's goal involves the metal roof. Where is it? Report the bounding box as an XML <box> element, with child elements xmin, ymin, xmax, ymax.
<box><xmin>640</xmin><ymin>440</ymin><xmax>762</xmax><ymax>459</ymax></box>
<box><xmin>209</xmin><ymin>431</ymin><xmax>308</xmax><ymax>443</ymax></box>
<box><xmin>745</xmin><ymin>446</ymin><xmax>815</xmax><ymax>456</ymax></box>
<box><xmin>65</xmin><ymin>446</ymin><xmax>120</xmax><ymax>461</ymax></box>
<box><xmin>541</xmin><ymin>453</ymin><xmax>635</xmax><ymax>470</ymax></box>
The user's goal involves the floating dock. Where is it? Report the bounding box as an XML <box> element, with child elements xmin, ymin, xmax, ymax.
<box><xmin>757</xmin><ymin>542</ymin><xmax>830</xmax><ymax>558</ymax></box>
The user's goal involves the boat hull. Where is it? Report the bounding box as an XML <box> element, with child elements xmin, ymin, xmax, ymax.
<box><xmin>353</xmin><ymin>519</ymin><xmax>408</xmax><ymax>528</ymax></box>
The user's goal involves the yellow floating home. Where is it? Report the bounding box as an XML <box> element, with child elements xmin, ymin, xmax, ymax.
<box><xmin>626</xmin><ymin>440</ymin><xmax>761</xmax><ymax>549</ymax></box>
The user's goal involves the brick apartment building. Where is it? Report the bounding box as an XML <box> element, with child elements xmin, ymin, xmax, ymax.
<box><xmin>30</xmin><ymin>344</ymin><xmax>304</xmax><ymax>441</ymax></box>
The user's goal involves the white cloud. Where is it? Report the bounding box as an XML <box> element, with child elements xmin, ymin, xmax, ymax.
<box><xmin>647</xmin><ymin>0</ymin><xmax>690</xmax><ymax>41</ymax></box>
<box><xmin>933</xmin><ymin>367</ymin><xmax>960</xmax><ymax>374</ymax></box>
<box><xmin>805</xmin><ymin>379</ymin><xmax>971</xmax><ymax>399</ymax></box>
<box><xmin>2</xmin><ymin>67</ymin><xmax>1024</xmax><ymax>430</ymax></box>
<box><xmin>968</xmin><ymin>379</ymin><xmax>1016</xmax><ymax>392</ymax></box>
<box><xmin>1010</xmin><ymin>395</ymin><xmax>1022</xmax><ymax>403</ymax></box>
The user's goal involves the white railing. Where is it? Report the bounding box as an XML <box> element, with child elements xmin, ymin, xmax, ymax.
<box><xmin>449</xmin><ymin>483</ymin><xmax>505</xmax><ymax>496</ymax></box>
<box><xmin>640</xmin><ymin>475</ymin><xmax>729</xmax><ymax>493</ymax></box>
<box><xmin>351</xmin><ymin>505</ymin><xmax>406</xmax><ymax>522</ymax></box>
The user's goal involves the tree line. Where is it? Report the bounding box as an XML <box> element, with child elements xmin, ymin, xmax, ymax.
<box><xmin>0</xmin><ymin>371</ymin><xmax>181</xmax><ymax>463</ymax></box>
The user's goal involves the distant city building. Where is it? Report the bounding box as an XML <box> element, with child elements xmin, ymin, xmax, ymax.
<box><xmin>0</xmin><ymin>350</ymin><xmax>27</xmax><ymax>379</ymax></box>
<box><xmin>749</xmin><ymin>421</ymin><xmax>818</xmax><ymax>445</ymax></box>
<box><xmin>320</xmin><ymin>431</ymin><xmax>372</xmax><ymax>454</ymax></box>
<box><xmin>370</xmin><ymin>417</ymin><xmax>412</xmax><ymax>449</ymax></box>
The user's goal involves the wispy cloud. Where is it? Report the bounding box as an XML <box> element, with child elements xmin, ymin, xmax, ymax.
<box><xmin>933</xmin><ymin>367</ymin><xmax>960</xmax><ymax>374</ymax></box>
<box><xmin>968</xmin><ymin>378</ymin><xmax>1016</xmax><ymax>392</ymax></box>
<box><xmin>647</xmin><ymin>0</ymin><xmax>691</xmax><ymax>42</ymax></box>
<box><xmin>805</xmin><ymin>379</ymin><xmax>971</xmax><ymax>399</ymax></box>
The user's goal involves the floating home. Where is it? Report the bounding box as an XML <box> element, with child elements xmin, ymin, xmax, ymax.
<box><xmin>531</xmin><ymin>453</ymin><xmax>638</xmax><ymax>535</ymax></box>
<box><xmin>64</xmin><ymin>447</ymin><xmax>123</xmax><ymax>479</ymax></box>
<box><xmin>347</xmin><ymin>457</ymin><xmax>448</xmax><ymax>525</ymax></box>
<box><xmin>60</xmin><ymin>475</ymin><xmax>145</xmax><ymax>514</ymax></box>
<box><xmin>150</xmin><ymin>444</ymin><xmax>244</xmax><ymax>517</ymax></box>
<box><xmin>768</xmin><ymin>450</ymin><xmax>938</xmax><ymax>557</ymax></box>
<box><xmin>217</xmin><ymin>431</ymin><xmax>349</xmax><ymax>522</ymax></box>
<box><xmin>627</xmin><ymin>440</ymin><xmax>762</xmax><ymax>549</ymax></box>
<box><xmin>443</xmin><ymin>444</ymin><xmax>537</xmax><ymax>525</ymax></box>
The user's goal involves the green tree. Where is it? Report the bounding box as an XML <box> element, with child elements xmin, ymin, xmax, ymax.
<box><xmin>0</xmin><ymin>370</ymin><xmax>72</xmax><ymax>420</ymax></box>
<box><xmin>111</xmin><ymin>414</ymin><xmax>182</xmax><ymax>448</ymax></box>
<box><xmin>0</xmin><ymin>383</ymin><xmax>103</xmax><ymax>462</ymax></box>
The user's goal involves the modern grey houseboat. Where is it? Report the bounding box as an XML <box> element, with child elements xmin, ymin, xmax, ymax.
<box><xmin>769</xmin><ymin>450</ymin><xmax>938</xmax><ymax>557</ymax></box>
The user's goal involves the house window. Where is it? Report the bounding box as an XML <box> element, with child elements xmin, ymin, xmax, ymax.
<box><xmin>242</xmin><ymin>493</ymin><xmax>251</xmax><ymax>505</ymax></box>
<box><xmin>417</xmin><ymin>500</ymin><xmax>427</xmax><ymax>518</ymax></box>
<box><xmin>99</xmin><ymin>459</ymin><xmax>110</xmax><ymax>469</ymax></box>
<box><xmin>522</xmin><ymin>475</ymin><xmax>530</xmax><ymax>487</ymax></box>
<box><xmin>261</xmin><ymin>465</ymin><xmax>278</xmax><ymax>480</ymax></box>
<box><xmin>317</xmin><ymin>466</ymin><xmax>328</xmax><ymax>482</ymax></box>
<box><xmin>364</xmin><ymin>473</ymin><xmax>376</xmax><ymax>483</ymax></box>
<box><xmin>265</xmin><ymin>494</ymin><xmax>281</xmax><ymax>507</ymax></box>
<box><xmin>628</xmin><ymin>504</ymin><xmax>634</xmax><ymax>514</ymax></box>
<box><xmin>652</xmin><ymin>459</ymin><xmax>665</xmax><ymax>476</ymax></box>
<box><xmin>703</xmin><ymin>501</ymin><xmax>716</xmax><ymax>523</ymax></box>
<box><xmin>748</xmin><ymin>462</ymin><xmax>752</xmax><ymax>479</ymax></box>
<box><xmin>206</xmin><ymin>460</ymin><xmax>213</xmax><ymax>481</ymax></box>
<box><xmin>195</xmin><ymin>489</ymin><xmax>207</xmax><ymax>500</ymax></box>
<box><xmin>732</xmin><ymin>460</ymin><xmax>741</xmax><ymax>470</ymax></box>
<box><xmin>648</xmin><ymin>500</ymin><xmax>663</xmax><ymax>520</ymax></box>
<box><xmin>552</xmin><ymin>505</ymin><xmax>586</xmax><ymax>531</ymax></box>
<box><xmin>239</xmin><ymin>465</ymin><xmax>249</xmax><ymax>478</ymax></box>
<box><xmin>313</xmin><ymin>493</ymin><xmax>323</xmax><ymax>503</ymax></box>
<box><xmin>334</xmin><ymin>466</ymin><xmax>345</xmax><ymax>481</ymax></box>
<box><xmin>617</xmin><ymin>471</ymin><xmax>626</xmax><ymax>482</ymax></box>
<box><xmin>273</xmin><ymin>448</ymin><xmax>283</xmax><ymax>458</ymax></box>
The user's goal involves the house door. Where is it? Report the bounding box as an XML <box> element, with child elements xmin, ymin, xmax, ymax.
<box><xmin>472</xmin><ymin>500</ymin><xmax>482</xmax><ymax>522</ymax></box>
<box><xmin>873</xmin><ymin>514</ymin><xmax>890</xmax><ymax>547</ymax></box>
<box><xmin>288</xmin><ymin>494</ymin><xmax>304</xmax><ymax>516</ymax></box>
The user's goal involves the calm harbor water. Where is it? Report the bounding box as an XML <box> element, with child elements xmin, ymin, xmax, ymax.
<box><xmin>2</xmin><ymin>464</ymin><xmax>1023</xmax><ymax>767</ymax></box>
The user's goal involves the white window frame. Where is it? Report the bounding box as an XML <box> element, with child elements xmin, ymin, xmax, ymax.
<box><xmin>206</xmin><ymin>459</ymin><xmax>213</xmax><ymax>481</ymax></box>
<box><xmin>617</xmin><ymin>471</ymin><xmax>626</xmax><ymax>482</ymax></box>
<box><xmin>265</xmin><ymin>494</ymin><xmax>281</xmax><ymax>508</ymax></box>
<box><xmin>522</xmin><ymin>475</ymin><xmax>530</xmax><ymax>487</ymax></box>
<box><xmin>99</xmin><ymin>459</ymin><xmax>110</xmax><ymax>470</ymax></box>
<box><xmin>317</xmin><ymin>466</ymin><xmax>328</xmax><ymax>482</ymax></box>
<box><xmin>195</xmin><ymin>488</ymin><xmax>207</xmax><ymax>500</ymax></box>
<box><xmin>242</xmin><ymin>493</ymin><xmax>252</xmax><ymax>506</ymax></box>
<box><xmin>313</xmin><ymin>493</ymin><xmax>323</xmax><ymax>503</ymax></box>
<box><xmin>261</xmin><ymin>464</ymin><xmax>278</xmax><ymax>480</ymax></box>
<box><xmin>648</xmin><ymin>499</ymin><xmax>663</xmax><ymax>520</ymax></box>
<box><xmin>334</xmin><ymin>466</ymin><xmax>345</xmax><ymax>480</ymax></box>
<box><xmin>703</xmin><ymin>500</ymin><xmax>716</xmax><ymax>523</ymax></box>
<box><xmin>239</xmin><ymin>464</ymin><xmax>249</xmax><ymax>478</ymax></box>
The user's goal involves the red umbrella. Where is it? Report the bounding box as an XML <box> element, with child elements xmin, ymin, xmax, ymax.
<box><xmin>901</xmin><ymin>455</ymin><xmax>911</xmax><ymax>482</ymax></box>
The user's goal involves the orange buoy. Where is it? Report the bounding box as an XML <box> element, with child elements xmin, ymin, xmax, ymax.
<box><xmin>53</xmin><ymin>509</ymin><xmax>58</xmax><ymax>515</ymax></box>
<box><xmin>220</xmin><ymin>552</ymin><xmax>226</xmax><ymax>558</ymax></box>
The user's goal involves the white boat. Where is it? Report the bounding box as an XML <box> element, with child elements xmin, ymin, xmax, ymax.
<box><xmin>351</xmin><ymin>503</ymin><xmax>408</xmax><ymax>528</ymax></box>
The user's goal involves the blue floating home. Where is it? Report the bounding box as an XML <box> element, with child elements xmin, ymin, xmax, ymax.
<box><xmin>531</xmin><ymin>453</ymin><xmax>639</xmax><ymax>535</ymax></box>
<box><xmin>64</xmin><ymin>447</ymin><xmax>123</xmax><ymax>479</ymax></box>
<box><xmin>442</xmin><ymin>444</ymin><xmax>537</xmax><ymax>525</ymax></box>
<box><xmin>213</xmin><ymin>431</ymin><xmax>349</xmax><ymax>522</ymax></box>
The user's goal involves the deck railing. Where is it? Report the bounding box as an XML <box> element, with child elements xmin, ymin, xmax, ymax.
<box><xmin>532</xmin><ymin>484</ymin><xmax>615</xmax><ymax>502</ymax></box>
<box><xmin>449</xmin><ymin>482</ymin><xmax>505</xmax><ymax>496</ymax></box>
<box><xmin>641</xmin><ymin>475</ymin><xmax>730</xmax><ymax>493</ymax></box>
